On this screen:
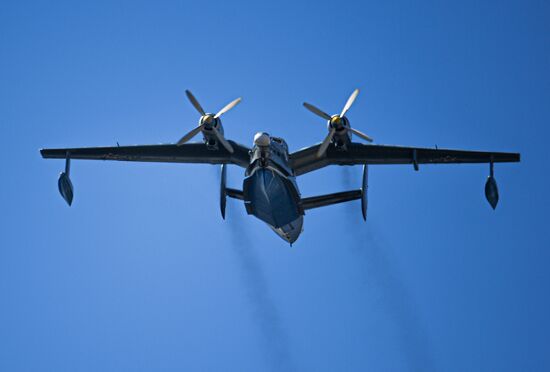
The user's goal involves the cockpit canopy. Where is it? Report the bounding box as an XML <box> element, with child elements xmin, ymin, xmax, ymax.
<box><xmin>270</xmin><ymin>136</ymin><xmax>288</xmax><ymax>152</ymax></box>
<box><xmin>253</xmin><ymin>132</ymin><xmax>288</xmax><ymax>152</ymax></box>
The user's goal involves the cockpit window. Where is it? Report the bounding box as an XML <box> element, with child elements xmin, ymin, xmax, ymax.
<box><xmin>271</xmin><ymin>137</ymin><xmax>288</xmax><ymax>152</ymax></box>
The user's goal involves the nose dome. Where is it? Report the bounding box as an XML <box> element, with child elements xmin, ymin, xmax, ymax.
<box><xmin>254</xmin><ymin>132</ymin><xmax>270</xmax><ymax>146</ymax></box>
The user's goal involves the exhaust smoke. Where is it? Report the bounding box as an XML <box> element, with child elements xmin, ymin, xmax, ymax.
<box><xmin>226</xmin><ymin>207</ymin><xmax>294</xmax><ymax>372</ymax></box>
<box><xmin>340</xmin><ymin>167</ymin><xmax>435</xmax><ymax>371</ymax></box>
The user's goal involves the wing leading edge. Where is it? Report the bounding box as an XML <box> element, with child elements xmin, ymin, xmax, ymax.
<box><xmin>290</xmin><ymin>143</ymin><xmax>520</xmax><ymax>175</ymax></box>
<box><xmin>40</xmin><ymin>142</ymin><xmax>251</xmax><ymax>168</ymax></box>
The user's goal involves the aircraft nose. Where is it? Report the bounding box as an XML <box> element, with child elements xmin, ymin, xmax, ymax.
<box><xmin>254</xmin><ymin>132</ymin><xmax>270</xmax><ymax>147</ymax></box>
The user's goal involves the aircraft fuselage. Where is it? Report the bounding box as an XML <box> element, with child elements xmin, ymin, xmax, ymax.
<box><xmin>242</xmin><ymin>133</ymin><xmax>304</xmax><ymax>243</ymax></box>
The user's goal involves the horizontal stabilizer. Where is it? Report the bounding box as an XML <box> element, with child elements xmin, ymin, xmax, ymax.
<box><xmin>226</xmin><ymin>188</ymin><xmax>244</xmax><ymax>200</ymax></box>
<box><xmin>301</xmin><ymin>190</ymin><xmax>362</xmax><ymax>210</ymax></box>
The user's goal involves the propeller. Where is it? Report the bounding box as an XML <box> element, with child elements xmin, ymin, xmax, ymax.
<box><xmin>177</xmin><ymin>90</ymin><xmax>241</xmax><ymax>153</ymax></box>
<box><xmin>303</xmin><ymin>88</ymin><xmax>373</xmax><ymax>158</ymax></box>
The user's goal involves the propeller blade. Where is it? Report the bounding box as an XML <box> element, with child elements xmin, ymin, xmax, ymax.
<box><xmin>185</xmin><ymin>90</ymin><xmax>206</xmax><ymax>116</ymax></box>
<box><xmin>214</xmin><ymin>97</ymin><xmax>242</xmax><ymax>119</ymax></box>
<box><xmin>316</xmin><ymin>127</ymin><xmax>336</xmax><ymax>158</ymax></box>
<box><xmin>340</xmin><ymin>88</ymin><xmax>359</xmax><ymax>117</ymax></box>
<box><xmin>350</xmin><ymin>127</ymin><xmax>373</xmax><ymax>142</ymax></box>
<box><xmin>177</xmin><ymin>123</ymin><xmax>205</xmax><ymax>146</ymax></box>
<box><xmin>303</xmin><ymin>102</ymin><xmax>332</xmax><ymax>121</ymax></box>
<box><xmin>212</xmin><ymin>126</ymin><xmax>234</xmax><ymax>153</ymax></box>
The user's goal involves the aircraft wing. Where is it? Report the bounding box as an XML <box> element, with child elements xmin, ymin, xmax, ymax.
<box><xmin>290</xmin><ymin>143</ymin><xmax>520</xmax><ymax>176</ymax></box>
<box><xmin>40</xmin><ymin>141</ymin><xmax>251</xmax><ymax>168</ymax></box>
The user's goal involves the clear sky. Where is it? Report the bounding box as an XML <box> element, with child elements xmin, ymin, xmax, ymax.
<box><xmin>1</xmin><ymin>0</ymin><xmax>549</xmax><ymax>371</ymax></box>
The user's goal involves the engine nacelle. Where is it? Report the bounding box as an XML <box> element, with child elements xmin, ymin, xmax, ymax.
<box><xmin>202</xmin><ymin>116</ymin><xmax>225</xmax><ymax>150</ymax></box>
<box><xmin>328</xmin><ymin>116</ymin><xmax>352</xmax><ymax>148</ymax></box>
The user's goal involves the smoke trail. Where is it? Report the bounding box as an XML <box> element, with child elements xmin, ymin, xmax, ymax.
<box><xmin>340</xmin><ymin>167</ymin><xmax>435</xmax><ymax>372</ymax></box>
<box><xmin>225</xmin><ymin>205</ymin><xmax>294</xmax><ymax>372</ymax></box>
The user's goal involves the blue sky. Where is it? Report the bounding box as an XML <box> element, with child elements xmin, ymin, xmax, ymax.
<box><xmin>1</xmin><ymin>0</ymin><xmax>549</xmax><ymax>371</ymax></box>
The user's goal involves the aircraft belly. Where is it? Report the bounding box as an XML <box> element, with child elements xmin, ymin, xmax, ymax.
<box><xmin>268</xmin><ymin>216</ymin><xmax>303</xmax><ymax>244</ymax></box>
<box><xmin>243</xmin><ymin>168</ymin><xmax>303</xmax><ymax>242</ymax></box>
